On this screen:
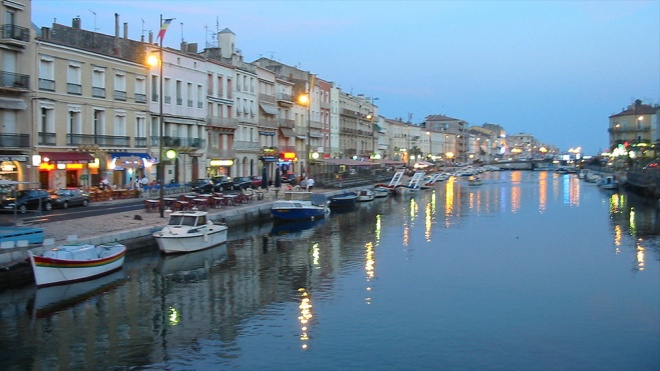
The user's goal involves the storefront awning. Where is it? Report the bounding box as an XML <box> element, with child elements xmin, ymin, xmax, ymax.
<box><xmin>108</xmin><ymin>152</ymin><xmax>151</xmax><ymax>159</ymax></box>
<box><xmin>280</xmin><ymin>127</ymin><xmax>296</xmax><ymax>138</ymax></box>
<box><xmin>0</xmin><ymin>97</ymin><xmax>27</xmax><ymax>110</ymax></box>
<box><xmin>40</xmin><ymin>152</ymin><xmax>94</xmax><ymax>164</ymax></box>
<box><xmin>259</xmin><ymin>103</ymin><xmax>279</xmax><ymax>116</ymax></box>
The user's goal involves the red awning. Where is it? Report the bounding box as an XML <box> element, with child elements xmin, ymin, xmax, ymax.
<box><xmin>319</xmin><ymin>158</ymin><xmax>377</xmax><ymax>166</ymax></box>
<box><xmin>40</xmin><ymin>151</ymin><xmax>94</xmax><ymax>164</ymax></box>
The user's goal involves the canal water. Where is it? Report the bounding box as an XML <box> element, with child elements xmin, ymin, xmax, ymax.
<box><xmin>0</xmin><ymin>171</ymin><xmax>658</xmax><ymax>370</ymax></box>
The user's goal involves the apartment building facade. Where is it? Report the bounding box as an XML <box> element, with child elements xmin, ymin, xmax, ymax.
<box><xmin>0</xmin><ymin>0</ymin><xmax>33</xmax><ymax>184</ymax></box>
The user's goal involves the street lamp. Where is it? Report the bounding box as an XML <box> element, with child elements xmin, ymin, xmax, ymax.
<box><xmin>298</xmin><ymin>86</ymin><xmax>311</xmax><ymax>177</ymax></box>
<box><xmin>426</xmin><ymin>131</ymin><xmax>432</xmax><ymax>161</ymax></box>
<box><xmin>147</xmin><ymin>16</ymin><xmax>168</xmax><ymax>217</ymax></box>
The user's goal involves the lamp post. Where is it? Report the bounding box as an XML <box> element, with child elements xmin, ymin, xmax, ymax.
<box><xmin>298</xmin><ymin>73</ymin><xmax>314</xmax><ymax>177</ymax></box>
<box><xmin>367</xmin><ymin>97</ymin><xmax>379</xmax><ymax>158</ymax></box>
<box><xmin>426</xmin><ymin>131</ymin><xmax>432</xmax><ymax>161</ymax></box>
<box><xmin>147</xmin><ymin>16</ymin><xmax>167</xmax><ymax>217</ymax></box>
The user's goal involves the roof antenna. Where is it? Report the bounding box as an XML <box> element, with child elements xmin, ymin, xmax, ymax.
<box><xmin>89</xmin><ymin>9</ymin><xmax>99</xmax><ymax>31</ymax></box>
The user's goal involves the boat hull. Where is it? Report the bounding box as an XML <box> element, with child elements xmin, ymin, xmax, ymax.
<box><xmin>271</xmin><ymin>206</ymin><xmax>328</xmax><ymax>221</ymax></box>
<box><xmin>28</xmin><ymin>242</ymin><xmax>126</xmax><ymax>287</ymax></box>
<box><xmin>154</xmin><ymin>225</ymin><xmax>228</xmax><ymax>254</ymax></box>
<box><xmin>329</xmin><ymin>193</ymin><xmax>358</xmax><ymax>208</ymax></box>
<box><xmin>395</xmin><ymin>186</ymin><xmax>419</xmax><ymax>195</ymax></box>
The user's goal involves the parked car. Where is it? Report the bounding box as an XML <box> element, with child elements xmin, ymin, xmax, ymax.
<box><xmin>211</xmin><ymin>176</ymin><xmax>234</xmax><ymax>191</ymax></box>
<box><xmin>281</xmin><ymin>173</ymin><xmax>298</xmax><ymax>185</ymax></box>
<box><xmin>189</xmin><ymin>178</ymin><xmax>215</xmax><ymax>193</ymax></box>
<box><xmin>0</xmin><ymin>189</ymin><xmax>52</xmax><ymax>214</ymax></box>
<box><xmin>233</xmin><ymin>176</ymin><xmax>253</xmax><ymax>190</ymax></box>
<box><xmin>250</xmin><ymin>176</ymin><xmax>263</xmax><ymax>188</ymax></box>
<box><xmin>49</xmin><ymin>188</ymin><xmax>90</xmax><ymax>209</ymax></box>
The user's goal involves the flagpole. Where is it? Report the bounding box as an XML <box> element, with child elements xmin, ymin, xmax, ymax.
<box><xmin>158</xmin><ymin>14</ymin><xmax>165</xmax><ymax>217</ymax></box>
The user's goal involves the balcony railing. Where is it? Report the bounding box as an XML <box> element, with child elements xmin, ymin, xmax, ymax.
<box><xmin>234</xmin><ymin>140</ymin><xmax>261</xmax><ymax>152</ymax></box>
<box><xmin>0</xmin><ymin>133</ymin><xmax>29</xmax><ymax>147</ymax></box>
<box><xmin>38</xmin><ymin>132</ymin><xmax>56</xmax><ymax>145</ymax></box>
<box><xmin>38</xmin><ymin>78</ymin><xmax>55</xmax><ymax>91</ymax></box>
<box><xmin>135</xmin><ymin>93</ymin><xmax>147</xmax><ymax>103</ymax></box>
<box><xmin>0</xmin><ymin>71</ymin><xmax>29</xmax><ymax>90</ymax></box>
<box><xmin>92</xmin><ymin>87</ymin><xmax>105</xmax><ymax>98</ymax></box>
<box><xmin>276</xmin><ymin>92</ymin><xmax>293</xmax><ymax>103</ymax></box>
<box><xmin>114</xmin><ymin>90</ymin><xmax>126</xmax><ymax>101</ymax></box>
<box><xmin>67</xmin><ymin>83</ymin><xmax>82</xmax><ymax>95</ymax></box>
<box><xmin>164</xmin><ymin>96</ymin><xmax>171</xmax><ymax>104</ymax></box>
<box><xmin>151</xmin><ymin>93</ymin><xmax>158</xmax><ymax>102</ymax></box>
<box><xmin>207</xmin><ymin>116</ymin><xmax>238</xmax><ymax>129</ymax></box>
<box><xmin>205</xmin><ymin>147</ymin><xmax>234</xmax><ymax>158</ymax></box>
<box><xmin>149</xmin><ymin>136</ymin><xmax>205</xmax><ymax>148</ymax></box>
<box><xmin>187</xmin><ymin>99</ymin><xmax>193</xmax><ymax>107</ymax></box>
<box><xmin>1</xmin><ymin>24</ymin><xmax>30</xmax><ymax>43</ymax></box>
<box><xmin>259</xmin><ymin>118</ymin><xmax>279</xmax><ymax>129</ymax></box>
<box><xmin>258</xmin><ymin>93</ymin><xmax>277</xmax><ymax>104</ymax></box>
<box><xmin>279</xmin><ymin>119</ymin><xmax>295</xmax><ymax>128</ymax></box>
<box><xmin>135</xmin><ymin>136</ymin><xmax>147</xmax><ymax>148</ymax></box>
<box><xmin>67</xmin><ymin>134</ymin><xmax>130</xmax><ymax>147</ymax></box>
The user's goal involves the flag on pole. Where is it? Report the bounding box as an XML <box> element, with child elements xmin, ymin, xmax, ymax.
<box><xmin>157</xmin><ymin>18</ymin><xmax>174</xmax><ymax>42</ymax></box>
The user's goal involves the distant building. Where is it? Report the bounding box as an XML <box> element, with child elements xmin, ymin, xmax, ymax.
<box><xmin>609</xmin><ymin>99</ymin><xmax>659</xmax><ymax>151</ymax></box>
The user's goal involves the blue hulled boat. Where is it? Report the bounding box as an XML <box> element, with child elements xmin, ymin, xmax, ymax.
<box><xmin>271</xmin><ymin>192</ymin><xmax>330</xmax><ymax>221</ymax></box>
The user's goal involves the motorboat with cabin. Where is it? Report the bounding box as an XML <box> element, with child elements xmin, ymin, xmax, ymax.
<box><xmin>153</xmin><ymin>210</ymin><xmax>228</xmax><ymax>254</ymax></box>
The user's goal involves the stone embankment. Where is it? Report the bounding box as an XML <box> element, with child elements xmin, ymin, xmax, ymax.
<box><xmin>0</xmin><ymin>187</ymin><xmax>348</xmax><ymax>267</ymax></box>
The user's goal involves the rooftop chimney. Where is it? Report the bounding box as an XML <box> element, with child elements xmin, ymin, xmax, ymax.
<box><xmin>123</xmin><ymin>22</ymin><xmax>128</xmax><ymax>39</ymax></box>
<box><xmin>72</xmin><ymin>17</ymin><xmax>81</xmax><ymax>29</ymax></box>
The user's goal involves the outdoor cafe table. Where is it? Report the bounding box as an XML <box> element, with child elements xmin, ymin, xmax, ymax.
<box><xmin>223</xmin><ymin>194</ymin><xmax>238</xmax><ymax>205</ymax></box>
<box><xmin>192</xmin><ymin>198</ymin><xmax>209</xmax><ymax>210</ymax></box>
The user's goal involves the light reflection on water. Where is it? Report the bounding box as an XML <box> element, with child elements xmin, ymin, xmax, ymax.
<box><xmin>0</xmin><ymin>171</ymin><xmax>658</xmax><ymax>370</ymax></box>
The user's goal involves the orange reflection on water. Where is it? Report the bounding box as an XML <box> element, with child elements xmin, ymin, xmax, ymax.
<box><xmin>445</xmin><ymin>180</ymin><xmax>455</xmax><ymax>226</ymax></box>
<box><xmin>614</xmin><ymin>224</ymin><xmax>622</xmax><ymax>248</ymax></box>
<box><xmin>298</xmin><ymin>288</ymin><xmax>313</xmax><ymax>349</ymax></box>
<box><xmin>538</xmin><ymin>171</ymin><xmax>547</xmax><ymax>213</ymax></box>
<box><xmin>635</xmin><ymin>243</ymin><xmax>645</xmax><ymax>271</ymax></box>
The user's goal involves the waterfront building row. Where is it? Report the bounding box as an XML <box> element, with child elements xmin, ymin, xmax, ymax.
<box><xmin>1</xmin><ymin>2</ymin><xmax>562</xmax><ymax>189</ymax></box>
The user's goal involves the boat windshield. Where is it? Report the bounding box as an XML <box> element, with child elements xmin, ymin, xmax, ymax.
<box><xmin>168</xmin><ymin>215</ymin><xmax>198</xmax><ymax>226</ymax></box>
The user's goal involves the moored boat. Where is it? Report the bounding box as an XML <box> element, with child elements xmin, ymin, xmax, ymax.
<box><xmin>356</xmin><ymin>189</ymin><xmax>375</xmax><ymax>202</ymax></box>
<box><xmin>329</xmin><ymin>192</ymin><xmax>359</xmax><ymax>208</ymax></box>
<box><xmin>597</xmin><ymin>175</ymin><xmax>619</xmax><ymax>190</ymax></box>
<box><xmin>467</xmin><ymin>175</ymin><xmax>483</xmax><ymax>186</ymax></box>
<box><xmin>153</xmin><ymin>210</ymin><xmax>228</xmax><ymax>254</ymax></box>
<box><xmin>271</xmin><ymin>191</ymin><xmax>330</xmax><ymax>221</ymax></box>
<box><xmin>395</xmin><ymin>171</ymin><xmax>425</xmax><ymax>195</ymax></box>
<box><xmin>374</xmin><ymin>170</ymin><xmax>404</xmax><ymax>194</ymax></box>
<box><xmin>373</xmin><ymin>187</ymin><xmax>390</xmax><ymax>198</ymax></box>
<box><xmin>28</xmin><ymin>241</ymin><xmax>126</xmax><ymax>287</ymax></box>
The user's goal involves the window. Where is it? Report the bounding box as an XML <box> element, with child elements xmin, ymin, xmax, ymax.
<box><xmin>176</xmin><ymin>80</ymin><xmax>182</xmax><ymax>105</ymax></box>
<box><xmin>151</xmin><ymin>75</ymin><xmax>158</xmax><ymax>102</ymax></box>
<box><xmin>93</xmin><ymin>109</ymin><xmax>105</xmax><ymax>139</ymax></box>
<box><xmin>114</xmin><ymin>113</ymin><xmax>126</xmax><ymax>136</ymax></box>
<box><xmin>114</xmin><ymin>73</ymin><xmax>126</xmax><ymax>101</ymax></box>
<box><xmin>197</xmin><ymin>84</ymin><xmax>203</xmax><ymax>108</ymax></box>
<box><xmin>92</xmin><ymin>67</ymin><xmax>106</xmax><ymax>98</ymax></box>
<box><xmin>187</xmin><ymin>82</ymin><xmax>193</xmax><ymax>107</ymax></box>
<box><xmin>67</xmin><ymin>63</ymin><xmax>82</xmax><ymax>95</ymax></box>
<box><xmin>38</xmin><ymin>57</ymin><xmax>55</xmax><ymax>91</ymax></box>
<box><xmin>135</xmin><ymin>77</ymin><xmax>146</xmax><ymax>103</ymax></box>
<box><xmin>164</xmin><ymin>78</ymin><xmax>171</xmax><ymax>104</ymax></box>
<box><xmin>68</xmin><ymin>108</ymin><xmax>82</xmax><ymax>134</ymax></box>
<box><xmin>135</xmin><ymin>116</ymin><xmax>146</xmax><ymax>147</ymax></box>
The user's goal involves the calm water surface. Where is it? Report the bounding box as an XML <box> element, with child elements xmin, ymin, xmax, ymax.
<box><xmin>0</xmin><ymin>171</ymin><xmax>658</xmax><ymax>370</ymax></box>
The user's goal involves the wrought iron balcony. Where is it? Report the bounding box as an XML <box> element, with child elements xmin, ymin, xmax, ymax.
<box><xmin>0</xmin><ymin>71</ymin><xmax>29</xmax><ymax>91</ymax></box>
<box><xmin>0</xmin><ymin>133</ymin><xmax>29</xmax><ymax>147</ymax></box>
<box><xmin>38</xmin><ymin>132</ymin><xmax>56</xmax><ymax>145</ymax></box>
<box><xmin>67</xmin><ymin>134</ymin><xmax>130</xmax><ymax>147</ymax></box>
<box><xmin>1</xmin><ymin>24</ymin><xmax>30</xmax><ymax>44</ymax></box>
<box><xmin>207</xmin><ymin>116</ymin><xmax>238</xmax><ymax>129</ymax></box>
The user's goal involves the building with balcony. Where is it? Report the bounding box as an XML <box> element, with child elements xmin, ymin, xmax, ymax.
<box><xmin>609</xmin><ymin>99</ymin><xmax>659</xmax><ymax>152</ymax></box>
<box><xmin>34</xmin><ymin>18</ymin><xmax>150</xmax><ymax>189</ymax></box>
<box><xmin>0</xmin><ymin>0</ymin><xmax>32</xmax><ymax>183</ymax></box>
<box><xmin>424</xmin><ymin>115</ymin><xmax>468</xmax><ymax>162</ymax></box>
